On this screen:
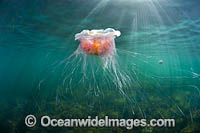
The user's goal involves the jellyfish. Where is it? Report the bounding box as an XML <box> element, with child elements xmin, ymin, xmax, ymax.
<box><xmin>75</xmin><ymin>28</ymin><xmax>121</xmax><ymax>56</ymax></box>
<box><xmin>59</xmin><ymin>28</ymin><xmax>133</xmax><ymax>96</ymax></box>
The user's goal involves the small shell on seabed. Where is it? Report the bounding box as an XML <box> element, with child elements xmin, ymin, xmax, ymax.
<box><xmin>158</xmin><ymin>60</ymin><xmax>163</xmax><ymax>64</ymax></box>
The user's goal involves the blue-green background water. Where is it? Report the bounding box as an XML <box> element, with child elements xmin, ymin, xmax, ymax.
<box><xmin>0</xmin><ymin>0</ymin><xmax>200</xmax><ymax>132</ymax></box>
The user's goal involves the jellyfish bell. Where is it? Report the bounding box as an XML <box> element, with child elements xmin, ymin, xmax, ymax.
<box><xmin>75</xmin><ymin>28</ymin><xmax>121</xmax><ymax>55</ymax></box>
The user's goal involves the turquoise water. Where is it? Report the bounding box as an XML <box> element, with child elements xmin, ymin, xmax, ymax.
<box><xmin>0</xmin><ymin>0</ymin><xmax>200</xmax><ymax>132</ymax></box>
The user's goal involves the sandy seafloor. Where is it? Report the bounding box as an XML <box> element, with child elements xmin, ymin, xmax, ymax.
<box><xmin>0</xmin><ymin>0</ymin><xmax>200</xmax><ymax>132</ymax></box>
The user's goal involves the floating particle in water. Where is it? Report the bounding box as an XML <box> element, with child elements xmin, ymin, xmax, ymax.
<box><xmin>158</xmin><ymin>60</ymin><xmax>163</xmax><ymax>64</ymax></box>
<box><xmin>75</xmin><ymin>28</ymin><xmax>121</xmax><ymax>55</ymax></box>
